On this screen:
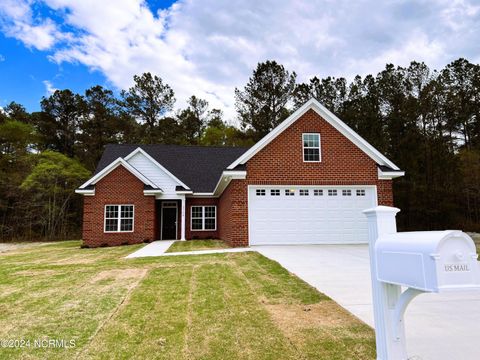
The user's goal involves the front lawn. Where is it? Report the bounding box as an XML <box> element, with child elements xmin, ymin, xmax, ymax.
<box><xmin>0</xmin><ymin>241</ymin><xmax>375</xmax><ymax>359</ymax></box>
<box><xmin>165</xmin><ymin>239</ymin><xmax>230</xmax><ymax>253</ymax></box>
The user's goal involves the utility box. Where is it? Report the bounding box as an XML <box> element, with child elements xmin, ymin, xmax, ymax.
<box><xmin>376</xmin><ymin>230</ymin><xmax>480</xmax><ymax>292</ymax></box>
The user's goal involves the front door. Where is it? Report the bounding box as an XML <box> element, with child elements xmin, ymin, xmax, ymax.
<box><xmin>161</xmin><ymin>203</ymin><xmax>177</xmax><ymax>240</ymax></box>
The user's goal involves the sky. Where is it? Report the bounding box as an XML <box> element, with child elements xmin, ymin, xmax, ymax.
<box><xmin>0</xmin><ymin>0</ymin><xmax>479</xmax><ymax>121</ymax></box>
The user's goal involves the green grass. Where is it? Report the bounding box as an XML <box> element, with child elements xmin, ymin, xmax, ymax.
<box><xmin>0</xmin><ymin>241</ymin><xmax>375</xmax><ymax>359</ymax></box>
<box><xmin>165</xmin><ymin>239</ymin><xmax>230</xmax><ymax>253</ymax></box>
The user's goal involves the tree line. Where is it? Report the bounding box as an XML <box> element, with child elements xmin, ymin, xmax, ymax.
<box><xmin>1</xmin><ymin>58</ymin><xmax>480</xmax><ymax>241</ymax></box>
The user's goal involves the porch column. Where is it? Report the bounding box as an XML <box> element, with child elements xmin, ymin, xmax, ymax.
<box><xmin>180</xmin><ymin>196</ymin><xmax>186</xmax><ymax>240</ymax></box>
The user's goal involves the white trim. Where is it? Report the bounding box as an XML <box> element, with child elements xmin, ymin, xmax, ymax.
<box><xmin>79</xmin><ymin>158</ymin><xmax>157</xmax><ymax>189</ymax></box>
<box><xmin>228</xmin><ymin>98</ymin><xmax>400</xmax><ymax>170</ymax></box>
<box><xmin>302</xmin><ymin>133</ymin><xmax>321</xmax><ymax>162</ymax></box>
<box><xmin>104</xmin><ymin>204</ymin><xmax>135</xmax><ymax>233</ymax></box>
<box><xmin>124</xmin><ymin>147</ymin><xmax>190</xmax><ymax>190</ymax></box>
<box><xmin>378</xmin><ymin>168</ymin><xmax>406</xmax><ymax>180</ymax></box>
<box><xmin>160</xmin><ymin>201</ymin><xmax>178</xmax><ymax>240</ymax></box>
<box><xmin>180</xmin><ymin>196</ymin><xmax>186</xmax><ymax>240</ymax></box>
<box><xmin>176</xmin><ymin>190</ymin><xmax>193</xmax><ymax>195</ymax></box>
<box><xmin>143</xmin><ymin>190</ymin><xmax>163</xmax><ymax>196</ymax></box>
<box><xmin>212</xmin><ymin>170</ymin><xmax>247</xmax><ymax>196</ymax></box>
<box><xmin>190</xmin><ymin>205</ymin><xmax>217</xmax><ymax>231</ymax></box>
<box><xmin>247</xmin><ymin>184</ymin><xmax>378</xmax><ymax>246</ymax></box>
<box><xmin>75</xmin><ymin>189</ymin><xmax>95</xmax><ymax>196</ymax></box>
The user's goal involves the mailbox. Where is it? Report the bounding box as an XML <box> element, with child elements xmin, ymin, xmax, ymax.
<box><xmin>375</xmin><ymin>230</ymin><xmax>480</xmax><ymax>292</ymax></box>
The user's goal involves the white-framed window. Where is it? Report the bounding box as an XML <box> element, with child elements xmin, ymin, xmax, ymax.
<box><xmin>285</xmin><ymin>189</ymin><xmax>295</xmax><ymax>196</ymax></box>
<box><xmin>299</xmin><ymin>189</ymin><xmax>309</xmax><ymax>196</ymax></box>
<box><xmin>356</xmin><ymin>189</ymin><xmax>366</xmax><ymax>196</ymax></box>
<box><xmin>328</xmin><ymin>189</ymin><xmax>337</xmax><ymax>196</ymax></box>
<box><xmin>270</xmin><ymin>189</ymin><xmax>280</xmax><ymax>196</ymax></box>
<box><xmin>302</xmin><ymin>133</ymin><xmax>321</xmax><ymax>162</ymax></box>
<box><xmin>191</xmin><ymin>206</ymin><xmax>216</xmax><ymax>231</ymax></box>
<box><xmin>104</xmin><ymin>205</ymin><xmax>134</xmax><ymax>232</ymax></box>
<box><xmin>256</xmin><ymin>189</ymin><xmax>266</xmax><ymax>196</ymax></box>
<box><xmin>314</xmin><ymin>189</ymin><xmax>323</xmax><ymax>196</ymax></box>
<box><xmin>342</xmin><ymin>189</ymin><xmax>352</xmax><ymax>196</ymax></box>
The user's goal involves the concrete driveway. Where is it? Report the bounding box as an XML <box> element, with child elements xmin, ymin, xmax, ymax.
<box><xmin>256</xmin><ymin>245</ymin><xmax>480</xmax><ymax>360</ymax></box>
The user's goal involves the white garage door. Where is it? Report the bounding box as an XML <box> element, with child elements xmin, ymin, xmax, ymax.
<box><xmin>248</xmin><ymin>186</ymin><xmax>376</xmax><ymax>245</ymax></box>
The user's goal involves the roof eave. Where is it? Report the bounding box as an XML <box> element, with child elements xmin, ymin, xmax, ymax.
<box><xmin>378</xmin><ymin>168</ymin><xmax>405</xmax><ymax>180</ymax></box>
<box><xmin>75</xmin><ymin>189</ymin><xmax>95</xmax><ymax>196</ymax></box>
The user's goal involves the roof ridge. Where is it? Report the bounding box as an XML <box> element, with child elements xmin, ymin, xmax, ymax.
<box><xmin>106</xmin><ymin>143</ymin><xmax>250</xmax><ymax>150</ymax></box>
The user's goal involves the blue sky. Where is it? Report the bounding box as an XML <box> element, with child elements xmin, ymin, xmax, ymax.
<box><xmin>0</xmin><ymin>0</ymin><xmax>176</xmax><ymax>111</ymax></box>
<box><xmin>1</xmin><ymin>0</ymin><xmax>479</xmax><ymax>119</ymax></box>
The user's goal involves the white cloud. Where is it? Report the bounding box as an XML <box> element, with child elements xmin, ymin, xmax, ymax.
<box><xmin>43</xmin><ymin>80</ymin><xmax>57</xmax><ymax>95</ymax></box>
<box><xmin>0</xmin><ymin>54</ymin><xmax>4</xmax><ymax>62</ymax></box>
<box><xmin>0</xmin><ymin>0</ymin><xmax>62</xmax><ymax>50</ymax></box>
<box><xmin>1</xmin><ymin>0</ymin><xmax>480</xmax><ymax>121</ymax></box>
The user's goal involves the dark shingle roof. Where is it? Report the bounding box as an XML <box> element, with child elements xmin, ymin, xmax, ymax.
<box><xmin>95</xmin><ymin>144</ymin><xmax>249</xmax><ymax>193</ymax></box>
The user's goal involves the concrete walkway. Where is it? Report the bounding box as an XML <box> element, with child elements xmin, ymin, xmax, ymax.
<box><xmin>256</xmin><ymin>245</ymin><xmax>480</xmax><ymax>360</ymax></box>
<box><xmin>126</xmin><ymin>240</ymin><xmax>253</xmax><ymax>258</ymax></box>
<box><xmin>162</xmin><ymin>248</ymin><xmax>254</xmax><ymax>256</ymax></box>
<box><xmin>125</xmin><ymin>240</ymin><xmax>175</xmax><ymax>258</ymax></box>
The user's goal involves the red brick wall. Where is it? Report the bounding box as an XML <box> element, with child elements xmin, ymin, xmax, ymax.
<box><xmin>218</xmin><ymin>180</ymin><xmax>247</xmax><ymax>247</ymax></box>
<box><xmin>186</xmin><ymin>198</ymin><xmax>219</xmax><ymax>239</ymax></box>
<box><xmin>218</xmin><ymin>109</ymin><xmax>394</xmax><ymax>247</ymax></box>
<box><xmin>82</xmin><ymin>165</ymin><xmax>155</xmax><ymax>247</ymax></box>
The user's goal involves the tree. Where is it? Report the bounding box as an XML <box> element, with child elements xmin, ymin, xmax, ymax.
<box><xmin>235</xmin><ymin>60</ymin><xmax>296</xmax><ymax>140</ymax></box>
<box><xmin>0</xmin><ymin>120</ymin><xmax>36</xmax><ymax>157</ymax></box>
<box><xmin>77</xmin><ymin>86</ymin><xmax>139</xmax><ymax>170</ymax></box>
<box><xmin>120</xmin><ymin>72</ymin><xmax>175</xmax><ymax>144</ymax></box>
<box><xmin>177</xmin><ymin>96</ymin><xmax>209</xmax><ymax>144</ymax></box>
<box><xmin>293</xmin><ymin>76</ymin><xmax>348</xmax><ymax>115</ymax></box>
<box><xmin>20</xmin><ymin>151</ymin><xmax>90</xmax><ymax>239</ymax></box>
<box><xmin>0</xmin><ymin>120</ymin><xmax>36</xmax><ymax>240</ymax></box>
<box><xmin>440</xmin><ymin>59</ymin><xmax>480</xmax><ymax>150</ymax></box>
<box><xmin>3</xmin><ymin>102</ymin><xmax>31</xmax><ymax>124</ymax></box>
<box><xmin>38</xmin><ymin>90</ymin><xmax>85</xmax><ymax>157</ymax></box>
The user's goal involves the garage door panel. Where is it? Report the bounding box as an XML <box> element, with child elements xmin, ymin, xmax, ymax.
<box><xmin>249</xmin><ymin>186</ymin><xmax>375</xmax><ymax>245</ymax></box>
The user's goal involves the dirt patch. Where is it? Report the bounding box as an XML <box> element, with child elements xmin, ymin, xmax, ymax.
<box><xmin>265</xmin><ymin>301</ymin><xmax>354</xmax><ymax>335</ymax></box>
<box><xmin>90</xmin><ymin>269</ymin><xmax>148</xmax><ymax>284</ymax></box>
<box><xmin>52</xmin><ymin>256</ymin><xmax>97</xmax><ymax>265</ymax></box>
<box><xmin>15</xmin><ymin>269</ymin><xmax>58</xmax><ymax>277</ymax></box>
<box><xmin>0</xmin><ymin>242</ymin><xmax>54</xmax><ymax>254</ymax></box>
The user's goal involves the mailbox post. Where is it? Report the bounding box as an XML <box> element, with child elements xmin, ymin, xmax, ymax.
<box><xmin>363</xmin><ymin>206</ymin><xmax>407</xmax><ymax>360</ymax></box>
<box><xmin>364</xmin><ymin>206</ymin><xmax>480</xmax><ymax>360</ymax></box>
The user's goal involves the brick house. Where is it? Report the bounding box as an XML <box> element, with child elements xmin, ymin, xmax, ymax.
<box><xmin>76</xmin><ymin>99</ymin><xmax>404</xmax><ymax>247</ymax></box>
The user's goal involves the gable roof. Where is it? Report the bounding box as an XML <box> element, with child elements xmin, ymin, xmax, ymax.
<box><xmin>79</xmin><ymin>157</ymin><xmax>160</xmax><ymax>189</ymax></box>
<box><xmin>124</xmin><ymin>147</ymin><xmax>191</xmax><ymax>190</ymax></box>
<box><xmin>227</xmin><ymin>98</ymin><xmax>401</xmax><ymax>171</ymax></box>
<box><xmin>92</xmin><ymin>144</ymin><xmax>249</xmax><ymax>193</ymax></box>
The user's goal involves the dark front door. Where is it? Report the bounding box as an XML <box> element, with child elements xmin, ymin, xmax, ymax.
<box><xmin>162</xmin><ymin>206</ymin><xmax>177</xmax><ymax>240</ymax></box>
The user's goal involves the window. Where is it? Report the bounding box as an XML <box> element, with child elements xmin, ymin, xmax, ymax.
<box><xmin>299</xmin><ymin>189</ymin><xmax>309</xmax><ymax>196</ymax></box>
<box><xmin>328</xmin><ymin>189</ymin><xmax>337</xmax><ymax>196</ymax></box>
<box><xmin>256</xmin><ymin>189</ymin><xmax>266</xmax><ymax>196</ymax></box>
<box><xmin>314</xmin><ymin>189</ymin><xmax>323</xmax><ymax>196</ymax></box>
<box><xmin>191</xmin><ymin>206</ymin><xmax>216</xmax><ymax>231</ymax></box>
<box><xmin>356</xmin><ymin>189</ymin><xmax>366</xmax><ymax>197</ymax></box>
<box><xmin>285</xmin><ymin>189</ymin><xmax>295</xmax><ymax>196</ymax></box>
<box><xmin>104</xmin><ymin>205</ymin><xmax>134</xmax><ymax>232</ymax></box>
<box><xmin>302</xmin><ymin>133</ymin><xmax>321</xmax><ymax>162</ymax></box>
<box><xmin>270</xmin><ymin>189</ymin><xmax>280</xmax><ymax>196</ymax></box>
<box><xmin>342</xmin><ymin>189</ymin><xmax>352</xmax><ymax>196</ymax></box>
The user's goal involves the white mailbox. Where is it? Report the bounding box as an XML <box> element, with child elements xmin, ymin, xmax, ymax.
<box><xmin>376</xmin><ymin>230</ymin><xmax>480</xmax><ymax>292</ymax></box>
